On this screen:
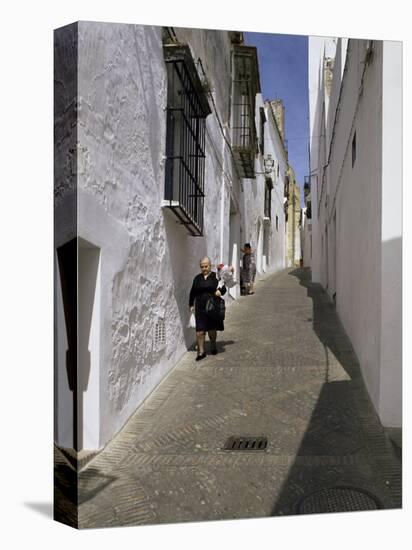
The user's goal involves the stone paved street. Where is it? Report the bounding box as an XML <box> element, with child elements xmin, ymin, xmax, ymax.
<box><xmin>54</xmin><ymin>268</ymin><xmax>402</xmax><ymax>528</ymax></box>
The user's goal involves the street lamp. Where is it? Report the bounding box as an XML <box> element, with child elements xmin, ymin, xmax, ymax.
<box><xmin>264</xmin><ymin>154</ymin><xmax>275</xmax><ymax>174</ymax></box>
<box><xmin>256</xmin><ymin>154</ymin><xmax>275</xmax><ymax>175</ymax></box>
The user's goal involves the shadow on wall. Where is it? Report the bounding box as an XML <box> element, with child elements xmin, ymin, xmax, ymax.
<box><xmin>380</xmin><ymin>236</ymin><xmax>402</xmax><ymax>426</ymax></box>
<box><xmin>56</xmin><ymin>238</ymin><xmax>78</xmax><ymax>450</ymax></box>
<box><xmin>163</xmin><ymin>211</ymin><xmax>208</xmax><ymax>350</ymax></box>
<box><xmin>56</xmin><ymin>238</ymin><xmax>98</xmax><ymax>452</ymax></box>
<box><xmin>270</xmin><ymin>268</ymin><xmax>401</xmax><ymax>516</ymax></box>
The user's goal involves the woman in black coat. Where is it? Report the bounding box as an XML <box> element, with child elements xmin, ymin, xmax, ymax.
<box><xmin>189</xmin><ymin>256</ymin><xmax>227</xmax><ymax>361</ymax></box>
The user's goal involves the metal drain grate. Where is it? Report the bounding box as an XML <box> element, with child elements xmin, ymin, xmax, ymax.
<box><xmin>297</xmin><ymin>486</ymin><xmax>383</xmax><ymax>514</ymax></box>
<box><xmin>223</xmin><ymin>436</ymin><xmax>268</xmax><ymax>451</ymax></box>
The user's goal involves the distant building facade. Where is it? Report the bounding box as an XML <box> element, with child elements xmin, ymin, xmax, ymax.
<box><xmin>285</xmin><ymin>165</ymin><xmax>301</xmax><ymax>267</ymax></box>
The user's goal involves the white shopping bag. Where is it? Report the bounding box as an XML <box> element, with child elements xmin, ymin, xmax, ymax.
<box><xmin>188</xmin><ymin>312</ymin><xmax>196</xmax><ymax>329</ymax></box>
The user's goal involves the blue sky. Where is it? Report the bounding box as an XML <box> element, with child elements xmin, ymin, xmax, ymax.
<box><xmin>245</xmin><ymin>32</ymin><xmax>309</xmax><ymax>205</ymax></box>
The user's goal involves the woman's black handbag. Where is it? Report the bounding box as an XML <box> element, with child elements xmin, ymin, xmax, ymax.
<box><xmin>205</xmin><ymin>295</ymin><xmax>226</xmax><ymax>321</ymax></box>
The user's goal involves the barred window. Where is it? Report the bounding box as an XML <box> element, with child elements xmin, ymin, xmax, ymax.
<box><xmin>163</xmin><ymin>44</ymin><xmax>211</xmax><ymax>236</ymax></box>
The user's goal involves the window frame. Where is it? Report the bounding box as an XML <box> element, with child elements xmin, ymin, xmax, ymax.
<box><xmin>163</xmin><ymin>44</ymin><xmax>211</xmax><ymax>236</ymax></box>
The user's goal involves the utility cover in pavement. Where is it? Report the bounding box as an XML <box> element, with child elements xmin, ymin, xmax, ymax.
<box><xmin>223</xmin><ymin>436</ymin><xmax>267</xmax><ymax>451</ymax></box>
<box><xmin>297</xmin><ymin>486</ymin><xmax>382</xmax><ymax>514</ymax></box>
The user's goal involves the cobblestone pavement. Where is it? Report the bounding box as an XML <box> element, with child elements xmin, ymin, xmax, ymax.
<box><xmin>54</xmin><ymin>268</ymin><xmax>402</xmax><ymax>528</ymax></box>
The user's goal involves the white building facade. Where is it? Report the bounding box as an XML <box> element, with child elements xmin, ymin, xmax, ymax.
<box><xmin>54</xmin><ymin>22</ymin><xmax>287</xmax><ymax>452</ymax></box>
<box><xmin>242</xmin><ymin>94</ymin><xmax>287</xmax><ymax>275</ymax></box>
<box><xmin>308</xmin><ymin>36</ymin><xmax>402</xmax><ymax>428</ymax></box>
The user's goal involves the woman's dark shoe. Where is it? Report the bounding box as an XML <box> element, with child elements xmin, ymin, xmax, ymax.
<box><xmin>196</xmin><ymin>352</ymin><xmax>207</xmax><ymax>361</ymax></box>
<box><xmin>211</xmin><ymin>348</ymin><xmax>218</xmax><ymax>355</ymax></box>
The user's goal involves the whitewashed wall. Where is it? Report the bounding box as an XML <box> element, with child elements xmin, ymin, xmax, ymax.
<box><xmin>328</xmin><ymin>39</ymin><xmax>383</xmax><ymax>416</ymax></box>
<box><xmin>379</xmin><ymin>41</ymin><xmax>402</xmax><ymax>427</ymax></box>
<box><xmin>308</xmin><ymin>37</ymin><xmax>337</xmax><ymax>283</ymax></box>
<box><xmin>55</xmin><ymin>22</ymin><xmax>293</xmax><ymax>451</ymax></box>
<box><xmin>241</xmin><ymin>94</ymin><xmax>286</xmax><ymax>275</ymax></box>
<box><xmin>53</xmin><ymin>22</ymin><xmax>243</xmax><ymax>451</ymax></box>
<box><xmin>308</xmin><ymin>37</ymin><xmax>402</xmax><ymax>428</ymax></box>
<box><xmin>264</xmin><ymin>101</ymin><xmax>287</xmax><ymax>273</ymax></box>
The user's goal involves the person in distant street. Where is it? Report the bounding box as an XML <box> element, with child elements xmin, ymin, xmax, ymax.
<box><xmin>241</xmin><ymin>243</ymin><xmax>256</xmax><ymax>295</ymax></box>
<box><xmin>189</xmin><ymin>257</ymin><xmax>227</xmax><ymax>361</ymax></box>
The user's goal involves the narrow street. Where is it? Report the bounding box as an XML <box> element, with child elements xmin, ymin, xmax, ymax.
<box><xmin>55</xmin><ymin>268</ymin><xmax>401</xmax><ymax>528</ymax></box>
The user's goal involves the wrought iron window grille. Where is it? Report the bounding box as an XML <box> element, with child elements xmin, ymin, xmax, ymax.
<box><xmin>231</xmin><ymin>44</ymin><xmax>261</xmax><ymax>179</ymax></box>
<box><xmin>163</xmin><ymin>44</ymin><xmax>211</xmax><ymax>237</ymax></box>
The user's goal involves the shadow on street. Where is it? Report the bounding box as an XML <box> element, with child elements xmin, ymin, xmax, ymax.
<box><xmin>270</xmin><ymin>268</ymin><xmax>401</xmax><ymax>515</ymax></box>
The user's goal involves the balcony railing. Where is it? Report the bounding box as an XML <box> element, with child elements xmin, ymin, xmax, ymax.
<box><xmin>231</xmin><ymin>45</ymin><xmax>260</xmax><ymax>178</ymax></box>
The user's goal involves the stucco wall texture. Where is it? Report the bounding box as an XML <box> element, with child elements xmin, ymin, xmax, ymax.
<box><xmin>75</xmin><ymin>22</ymin><xmax>226</xmax><ymax>448</ymax></box>
<box><xmin>55</xmin><ymin>22</ymin><xmax>287</xmax><ymax>450</ymax></box>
